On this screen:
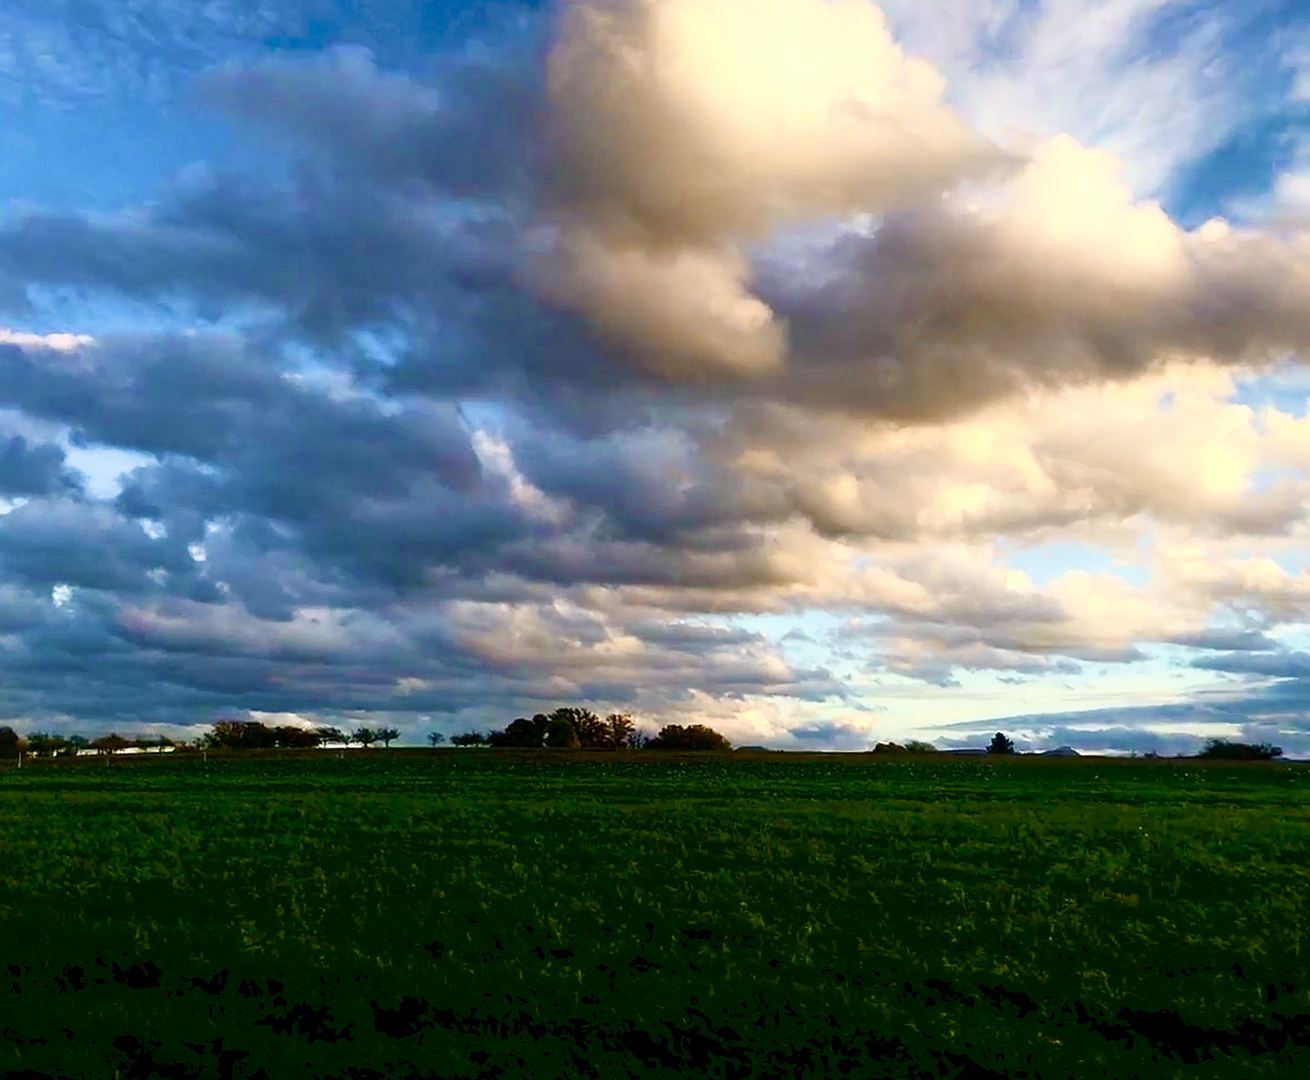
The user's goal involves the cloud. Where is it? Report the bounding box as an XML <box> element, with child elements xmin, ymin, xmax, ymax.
<box><xmin>765</xmin><ymin>136</ymin><xmax>1310</xmax><ymax>422</ymax></box>
<box><xmin>533</xmin><ymin>0</ymin><xmax>999</xmax><ymax>377</ymax></box>
<box><xmin>877</xmin><ymin>0</ymin><xmax>1275</xmax><ymax>200</ymax></box>
<box><xmin>195</xmin><ymin>44</ymin><xmax>544</xmax><ymax>205</ymax></box>
<box><xmin>545</xmin><ymin>0</ymin><xmax>986</xmax><ymax>245</ymax></box>
<box><xmin>4</xmin><ymin>1</ymin><xmax>1310</xmax><ymax>747</ymax></box>
<box><xmin>0</xmin><ymin>435</ymin><xmax>80</xmax><ymax>497</ymax></box>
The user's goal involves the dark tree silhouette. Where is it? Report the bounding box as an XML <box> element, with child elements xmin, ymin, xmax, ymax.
<box><xmin>548</xmin><ymin>707</ymin><xmax>605</xmax><ymax>748</ymax></box>
<box><xmin>490</xmin><ymin>717</ymin><xmax>545</xmax><ymax>748</ymax></box>
<box><xmin>0</xmin><ymin>726</ymin><xmax>23</xmax><ymax>760</ymax></box>
<box><xmin>204</xmin><ymin>721</ymin><xmax>278</xmax><ymax>750</ymax></box>
<box><xmin>273</xmin><ymin>726</ymin><xmax>320</xmax><ymax>749</ymax></box>
<box><xmin>353</xmin><ymin>727</ymin><xmax>380</xmax><ymax>748</ymax></box>
<box><xmin>451</xmin><ymin>731</ymin><xmax>488</xmax><ymax>746</ymax></box>
<box><xmin>1197</xmin><ymin>739</ymin><xmax>1283</xmax><ymax>761</ymax></box>
<box><xmin>605</xmin><ymin>713</ymin><xmax>636</xmax><ymax>750</ymax></box>
<box><xmin>91</xmin><ymin>733</ymin><xmax>130</xmax><ymax>756</ymax></box>
<box><xmin>645</xmin><ymin>724</ymin><xmax>731</xmax><ymax>752</ymax></box>
<box><xmin>315</xmin><ymin>727</ymin><xmax>349</xmax><ymax>746</ymax></box>
<box><xmin>26</xmin><ymin>732</ymin><xmax>67</xmax><ymax>756</ymax></box>
<box><xmin>202</xmin><ymin>720</ymin><xmax>330</xmax><ymax>751</ymax></box>
<box><xmin>905</xmin><ymin>741</ymin><xmax>937</xmax><ymax>753</ymax></box>
<box><xmin>378</xmin><ymin>727</ymin><xmax>401</xmax><ymax>748</ymax></box>
<box><xmin>62</xmin><ymin>735</ymin><xmax>88</xmax><ymax>757</ymax></box>
<box><xmin>427</xmin><ymin>732</ymin><xmax>445</xmax><ymax>747</ymax></box>
<box><xmin>545</xmin><ymin>713</ymin><xmax>581</xmax><ymax>748</ymax></box>
<box><xmin>987</xmin><ymin>732</ymin><xmax>1015</xmax><ymax>755</ymax></box>
<box><xmin>870</xmin><ymin>742</ymin><xmax>907</xmax><ymax>754</ymax></box>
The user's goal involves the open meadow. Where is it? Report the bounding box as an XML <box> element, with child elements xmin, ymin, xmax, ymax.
<box><xmin>1</xmin><ymin>750</ymin><xmax>1308</xmax><ymax>1079</ymax></box>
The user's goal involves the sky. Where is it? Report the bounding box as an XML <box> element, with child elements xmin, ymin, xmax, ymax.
<box><xmin>2</xmin><ymin>0</ymin><xmax>1310</xmax><ymax>755</ymax></box>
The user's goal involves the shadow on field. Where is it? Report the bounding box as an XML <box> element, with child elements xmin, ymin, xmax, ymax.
<box><xmin>3</xmin><ymin>931</ymin><xmax>1307</xmax><ymax>1080</ymax></box>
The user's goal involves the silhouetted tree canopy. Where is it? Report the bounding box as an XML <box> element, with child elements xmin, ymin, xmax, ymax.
<box><xmin>201</xmin><ymin>721</ymin><xmax>332</xmax><ymax>750</ymax></box>
<box><xmin>274</xmin><ymin>725</ymin><xmax>319</xmax><ymax>750</ymax></box>
<box><xmin>547</xmin><ymin>707</ymin><xmax>605</xmax><ymax>748</ymax></box>
<box><xmin>427</xmin><ymin>731</ymin><xmax>445</xmax><ymax>747</ymax></box>
<box><xmin>91</xmin><ymin>733</ymin><xmax>130</xmax><ymax>755</ymax></box>
<box><xmin>378</xmin><ymin>727</ymin><xmax>401</xmax><ymax>748</ymax></box>
<box><xmin>545</xmin><ymin>713</ymin><xmax>581</xmax><ymax>748</ymax></box>
<box><xmin>1197</xmin><ymin>739</ymin><xmax>1283</xmax><ymax>761</ymax></box>
<box><xmin>0</xmin><ymin>726</ymin><xmax>23</xmax><ymax>759</ymax></box>
<box><xmin>645</xmin><ymin>724</ymin><xmax>731</xmax><ymax>752</ymax></box>
<box><xmin>987</xmin><ymin>732</ymin><xmax>1015</xmax><ymax>755</ymax></box>
<box><xmin>26</xmin><ymin>732</ymin><xmax>66</xmax><ymax>756</ymax></box>
<box><xmin>451</xmin><ymin>731</ymin><xmax>488</xmax><ymax>746</ymax></box>
<box><xmin>605</xmin><ymin>713</ymin><xmax>639</xmax><ymax>750</ymax></box>
<box><xmin>490</xmin><ymin>717</ymin><xmax>546</xmax><ymax>748</ymax></box>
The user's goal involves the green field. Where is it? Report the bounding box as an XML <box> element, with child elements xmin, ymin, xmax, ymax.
<box><xmin>1</xmin><ymin>750</ymin><xmax>1308</xmax><ymax>1079</ymax></box>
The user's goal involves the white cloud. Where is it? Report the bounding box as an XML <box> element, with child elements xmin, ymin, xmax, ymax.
<box><xmin>538</xmin><ymin>0</ymin><xmax>997</xmax><ymax>376</ymax></box>
<box><xmin>0</xmin><ymin>328</ymin><xmax>92</xmax><ymax>351</ymax></box>
<box><xmin>876</xmin><ymin>0</ymin><xmax>1240</xmax><ymax>197</ymax></box>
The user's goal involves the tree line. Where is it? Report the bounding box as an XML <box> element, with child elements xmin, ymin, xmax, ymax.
<box><xmin>200</xmin><ymin>721</ymin><xmax>402</xmax><ymax>750</ymax></box>
<box><xmin>0</xmin><ymin>712</ymin><xmax>735</xmax><ymax>757</ymax></box>
<box><xmin>445</xmin><ymin>710</ymin><xmax>732</xmax><ymax>752</ymax></box>
<box><xmin>0</xmin><ymin>723</ymin><xmax>1285</xmax><ymax>761</ymax></box>
<box><xmin>0</xmin><ymin>728</ymin><xmax>175</xmax><ymax>758</ymax></box>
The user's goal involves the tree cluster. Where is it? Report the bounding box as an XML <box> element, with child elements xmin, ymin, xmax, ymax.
<box><xmin>2</xmin><ymin>728</ymin><xmax>177</xmax><ymax>758</ymax></box>
<box><xmin>1196</xmin><ymin>739</ymin><xmax>1283</xmax><ymax>761</ymax></box>
<box><xmin>445</xmin><ymin>712</ymin><xmax>732</xmax><ymax>752</ymax></box>
<box><xmin>200</xmin><ymin>721</ymin><xmax>401</xmax><ymax>750</ymax></box>
<box><xmin>867</xmin><ymin>741</ymin><xmax>938</xmax><ymax>754</ymax></box>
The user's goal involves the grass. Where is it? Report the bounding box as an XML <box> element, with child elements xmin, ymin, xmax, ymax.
<box><xmin>1</xmin><ymin>749</ymin><xmax>1308</xmax><ymax>1078</ymax></box>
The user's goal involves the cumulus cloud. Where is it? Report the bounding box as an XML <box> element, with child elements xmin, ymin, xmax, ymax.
<box><xmin>545</xmin><ymin>0</ymin><xmax>985</xmax><ymax>244</ymax></box>
<box><xmin>721</xmin><ymin>361</ymin><xmax>1310</xmax><ymax>544</ymax></box>
<box><xmin>535</xmin><ymin>0</ymin><xmax>997</xmax><ymax>376</ymax></box>
<box><xmin>764</xmin><ymin>136</ymin><xmax>1310</xmax><ymax>421</ymax></box>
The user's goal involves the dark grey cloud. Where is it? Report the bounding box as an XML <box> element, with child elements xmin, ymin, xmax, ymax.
<box><xmin>194</xmin><ymin>45</ymin><xmax>545</xmax><ymax>206</ymax></box>
<box><xmin>757</xmin><ymin>208</ymin><xmax>1310</xmax><ymax>423</ymax></box>
<box><xmin>0</xmin><ymin>327</ymin><xmax>840</xmax><ymax>732</ymax></box>
<box><xmin>0</xmin><ymin>435</ymin><xmax>80</xmax><ymax>496</ymax></box>
<box><xmin>1191</xmin><ymin>649</ymin><xmax>1310</xmax><ymax>678</ymax></box>
<box><xmin>1169</xmin><ymin>628</ymin><xmax>1280</xmax><ymax>652</ymax></box>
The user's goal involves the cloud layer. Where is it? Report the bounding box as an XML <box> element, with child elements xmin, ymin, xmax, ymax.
<box><xmin>2</xmin><ymin>0</ymin><xmax>1310</xmax><ymax>753</ymax></box>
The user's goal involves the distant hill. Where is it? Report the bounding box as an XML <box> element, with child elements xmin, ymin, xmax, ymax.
<box><xmin>1039</xmin><ymin>746</ymin><xmax>1080</xmax><ymax>756</ymax></box>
